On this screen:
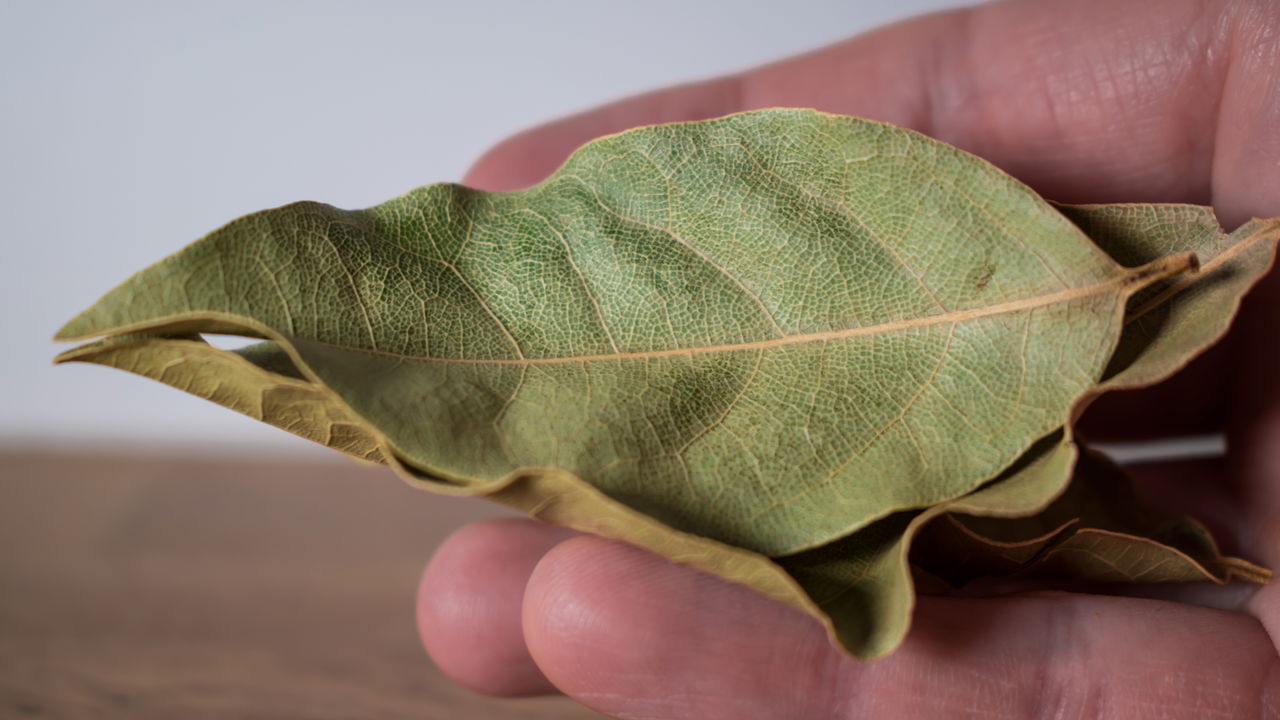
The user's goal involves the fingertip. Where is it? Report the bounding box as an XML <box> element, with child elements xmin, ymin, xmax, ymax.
<box><xmin>417</xmin><ymin>517</ymin><xmax>574</xmax><ymax>697</ymax></box>
<box><xmin>519</xmin><ymin>535</ymin><xmax>676</xmax><ymax>690</ymax></box>
<box><xmin>521</xmin><ymin>535</ymin><xmax>843</xmax><ymax>718</ymax></box>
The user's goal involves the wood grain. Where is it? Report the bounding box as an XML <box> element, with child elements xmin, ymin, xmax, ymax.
<box><xmin>0</xmin><ymin>448</ymin><xmax>605</xmax><ymax>719</ymax></box>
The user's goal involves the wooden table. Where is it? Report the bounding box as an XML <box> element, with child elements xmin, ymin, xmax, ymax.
<box><xmin>0</xmin><ymin>448</ymin><xmax>604</xmax><ymax>718</ymax></box>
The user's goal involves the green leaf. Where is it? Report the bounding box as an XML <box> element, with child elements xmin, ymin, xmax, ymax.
<box><xmin>56</xmin><ymin>109</ymin><xmax>1189</xmax><ymax>559</ymax></box>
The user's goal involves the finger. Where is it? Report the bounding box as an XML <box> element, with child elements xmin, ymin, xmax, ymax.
<box><xmin>417</xmin><ymin>517</ymin><xmax>575</xmax><ymax>696</ymax></box>
<box><xmin>1229</xmin><ymin>259</ymin><xmax>1280</xmax><ymax>641</ymax></box>
<box><xmin>463</xmin><ymin>0</ymin><xmax>1278</xmax><ymax>227</ymax></box>
<box><xmin>524</xmin><ymin>534</ymin><xmax>1278</xmax><ymax>719</ymax></box>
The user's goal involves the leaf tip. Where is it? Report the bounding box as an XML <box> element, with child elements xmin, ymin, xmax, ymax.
<box><xmin>53</xmin><ymin>336</ymin><xmax>98</xmax><ymax>371</ymax></box>
<box><xmin>52</xmin><ymin>342</ymin><xmax>95</xmax><ymax>366</ymax></box>
<box><xmin>1219</xmin><ymin>556</ymin><xmax>1273</xmax><ymax>584</ymax></box>
<box><xmin>53</xmin><ymin>311</ymin><xmax>94</xmax><ymax>343</ymax></box>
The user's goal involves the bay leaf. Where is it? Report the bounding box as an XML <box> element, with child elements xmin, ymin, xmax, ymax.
<box><xmin>912</xmin><ymin>448</ymin><xmax>1271</xmax><ymax>588</ymax></box>
<box><xmin>771</xmin><ymin>206</ymin><xmax>1278</xmax><ymax>653</ymax></box>
<box><xmin>55</xmin><ymin>109</ymin><xmax>1189</xmax><ymax>559</ymax></box>
<box><xmin>57</xmin><ymin>333</ymin><xmax>384</xmax><ymax>462</ymax></box>
<box><xmin>812</xmin><ymin>200</ymin><xmax>1280</xmax><ymax>646</ymax></box>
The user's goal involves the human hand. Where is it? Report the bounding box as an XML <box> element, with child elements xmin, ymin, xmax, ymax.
<box><xmin>417</xmin><ymin>1</ymin><xmax>1280</xmax><ymax>716</ymax></box>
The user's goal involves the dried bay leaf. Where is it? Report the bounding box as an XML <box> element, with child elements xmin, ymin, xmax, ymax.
<box><xmin>891</xmin><ymin>208</ymin><xmax>1280</xmax><ymax>618</ymax></box>
<box><xmin>798</xmin><ymin>208</ymin><xmax>1280</xmax><ymax>646</ymax></box>
<box><xmin>901</xmin><ymin>204</ymin><xmax>1279</xmax><ymax>588</ymax></box>
<box><xmin>58</xmin><ymin>334</ymin><xmax>384</xmax><ymax>462</ymax></box>
<box><xmin>54</xmin><ymin>109</ymin><xmax>1274</xmax><ymax>660</ymax></box>
<box><xmin>912</xmin><ymin>448</ymin><xmax>1271</xmax><ymax>588</ymax></box>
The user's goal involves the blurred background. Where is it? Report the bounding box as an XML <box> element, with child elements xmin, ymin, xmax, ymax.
<box><xmin>3</xmin><ymin>2</ymin><xmax>980</xmax><ymax>717</ymax></box>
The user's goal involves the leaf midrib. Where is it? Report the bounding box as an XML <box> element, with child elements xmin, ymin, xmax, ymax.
<box><xmin>287</xmin><ymin>253</ymin><xmax>1190</xmax><ymax>366</ymax></box>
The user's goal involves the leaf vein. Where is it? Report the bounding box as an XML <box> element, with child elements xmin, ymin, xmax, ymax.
<box><xmin>561</xmin><ymin>172</ymin><xmax>786</xmax><ymax>338</ymax></box>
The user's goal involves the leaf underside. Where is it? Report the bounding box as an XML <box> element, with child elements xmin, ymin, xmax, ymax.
<box><xmin>56</xmin><ymin>109</ymin><xmax>1278</xmax><ymax>659</ymax></box>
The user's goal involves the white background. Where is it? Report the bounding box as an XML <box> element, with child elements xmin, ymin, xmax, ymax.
<box><xmin>1</xmin><ymin>0</ymin><xmax>968</xmax><ymax>452</ymax></box>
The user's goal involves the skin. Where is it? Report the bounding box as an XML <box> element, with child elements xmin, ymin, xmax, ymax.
<box><xmin>416</xmin><ymin>0</ymin><xmax>1280</xmax><ymax>716</ymax></box>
